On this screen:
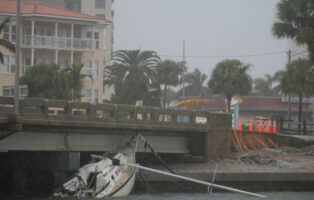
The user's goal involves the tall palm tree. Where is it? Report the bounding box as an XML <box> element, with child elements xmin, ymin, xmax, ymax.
<box><xmin>178</xmin><ymin>68</ymin><xmax>210</xmax><ymax>98</ymax></box>
<box><xmin>208</xmin><ymin>59</ymin><xmax>252</xmax><ymax>112</ymax></box>
<box><xmin>63</xmin><ymin>64</ymin><xmax>86</xmax><ymax>100</ymax></box>
<box><xmin>104</xmin><ymin>49</ymin><xmax>160</xmax><ymax>105</ymax></box>
<box><xmin>155</xmin><ymin>59</ymin><xmax>182</xmax><ymax>108</ymax></box>
<box><xmin>0</xmin><ymin>17</ymin><xmax>15</xmax><ymax>63</ymax></box>
<box><xmin>272</xmin><ymin>0</ymin><xmax>314</xmax><ymax>63</ymax></box>
<box><xmin>280</xmin><ymin>58</ymin><xmax>314</xmax><ymax>128</ymax></box>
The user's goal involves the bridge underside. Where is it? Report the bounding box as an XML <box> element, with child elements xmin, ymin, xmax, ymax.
<box><xmin>0</xmin><ymin>130</ymin><xmax>205</xmax><ymax>154</ymax></box>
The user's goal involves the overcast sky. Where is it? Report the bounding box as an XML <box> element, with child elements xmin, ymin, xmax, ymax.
<box><xmin>113</xmin><ymin>0</ymin><xmax>288</xmax><ymax>79</ymax></box>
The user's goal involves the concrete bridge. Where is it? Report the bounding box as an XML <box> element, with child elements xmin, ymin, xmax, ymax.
<box><xmin>0</xmin><ymin>97</ymin><xmax>231</xmax><ymax>158</ymax></box>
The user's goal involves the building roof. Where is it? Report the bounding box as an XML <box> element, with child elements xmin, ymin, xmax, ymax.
<box><xmin>0</xmin><ymin>0</ymin><xmax>112</xmax><ymax>23</ymax></box>
<box><xmin>175</xmin><ymin>96</ymin><xmax>313</xmax><ymax>112</ymax></box>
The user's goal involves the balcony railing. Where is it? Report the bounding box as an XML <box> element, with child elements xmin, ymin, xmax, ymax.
<box><xmin>2</xmin><ymin>32</ymin><xmax>16</xmax><ymax>42</ymax></box>
<box><xmin>81</xmin><ymin>97</ymin><xmax>98</xmax><ymax>104</ymax></box>
<box><xmin>23</xmin><ymin>35</ymin><xmax>99</xmax><ymax>50</ymax></box>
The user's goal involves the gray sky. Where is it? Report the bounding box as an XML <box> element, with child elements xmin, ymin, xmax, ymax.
<box><xmin>113</xmin><ymin>0</ymin><xmax>288</xmax><ymax>79</ymax></box>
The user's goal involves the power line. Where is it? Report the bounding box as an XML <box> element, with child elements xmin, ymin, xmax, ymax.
<box><xmin>291</xmin><ymin>50</ymin><xmax>308</xmax><ymax>57</ymax></box>
<box><xmin>159</xmin><ymin>50</ymin><xmax>288</xmax><ymax>59</ymax></box>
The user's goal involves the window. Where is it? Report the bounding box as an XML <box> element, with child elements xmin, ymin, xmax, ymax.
<box><xmin>2</xmin><ymin>55</ymin><xmax>9</xmax><ymax>74</ymax></box>
<box><xmin>2</xmin><ymin>55</ymin><xmax>15</xmax><ymax>74</ymax></box>
<box><xmin>85</xmin><ymin>89</ymin><xmax>92</xmax><ymax>103</ymax></box>
<box><xmin>59</xmin><ymin>58</ymin><xmax>69</xmax><ymax>70</ymax></box>
<box><xmin>24</xmin><ymin>57</ymin><xmax>31</xmax><ymax>66</ymax></box>
<box><xmin>3</xmin><ymin>86</ymin><xmax>14</xmax><ymax>97</ymax></box>
<box><xmin>95</xmin><ymin>0</ymin><xmax>106</xmax><ymax>8</ymax></box>
<box><xmin>3</xmin><ymin>24</ymin><xmax>9</xmax><ymax>40</ymax></box>
<box><xmin>84</xmin><ymin>60</ymin><xmax>92</xmax><ymax>76</ymax></box>
<box><xmin>3</xmin><ymin>86</ymin><xmax>28</xmax><ymax>97</ymax></box>
<box><xmin>94</xmin><ymin>89</ymin><xmax>98</xmax><ymax>103</ymax></box>
<box><xmin>86</xmin><ymin>31</ymin><xmax>92</xmax><ymax>39</ymax></box>
<box><xmin>94</xmin><ymin>32</ymin><xmax>99</xmax><ymax>49</ymax></box>
<box><xmin>65</xmin><ymin>0</ymin><xmax>81</xmax><ymax>12</ymax></box>
<box><xmin>84</xmin><ymin>89</ymin><xmax>98</xmax><ymax>103</ymax></box>
<box><xmin>11</xmin><ymin>25</ymin><xmax>16</xmax><ymax>42</ymax></box>
<box><xmin>86</xmin><ymin>89</ymin><xmax>92</xmax><ymax>98</ymax></box>
<box><xmin>94</xmin><ymin>61</ymin><xmax>99</xmax><ymax>78</ymax></box>
<box><xmin>23</xmin><ymin>57</ymin><xmax>32</xmax><ymax>74</ymax></box>
<box><xmin>20</xmin><ymin>86</ymin><xmax>28</xmax><ymax>97</ymax></box>
<box><xmin>10</xmin><ymin>56</ymin><xmax>15</xmax><ymax>73</ymax></box>
<box><xmin>2</xmin><ymin>23</ymin><xmax>16</xmax><ymax>42</ymax></box>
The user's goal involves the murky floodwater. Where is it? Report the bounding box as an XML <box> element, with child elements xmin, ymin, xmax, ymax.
<box><xmin>2</xmin><ymin>192</ymin><xmax>314</xmax><ymax>200</ymax></box>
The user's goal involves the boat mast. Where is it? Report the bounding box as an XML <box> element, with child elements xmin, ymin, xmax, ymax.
<box><xmin>125</xmin><ymin>162</ymin><xmax>266</xmax><ymax>198</ymax></box>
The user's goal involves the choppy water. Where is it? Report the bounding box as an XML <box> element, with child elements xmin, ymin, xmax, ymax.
<box><xmin>2</xmin><ymin>192</ymin><xmax>314</xmax><ymax>200</ymax></box>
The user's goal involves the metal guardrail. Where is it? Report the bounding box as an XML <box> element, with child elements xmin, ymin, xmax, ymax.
<box><xmin>0</xmin><ymin>97</ymin><xmax>230</xmax><ymax>128</ymax></box>
<box><xmin>279</xmin><ymin>118</ymin><xmax>314</xmax><ymax>135</ymax></box>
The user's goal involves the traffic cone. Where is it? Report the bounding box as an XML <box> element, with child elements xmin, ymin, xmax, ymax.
<box><xmin>272</xmin><ymin>119</ymin><xmax>277</xmax><ymax>134</ymax></box>
<box><xmin>258</xmin><ymin>119</ymin><xmax>263</xmax><ymax>132</ymax></box>
<box><xmin>267</xmin><ymin>119</ymin><xmax>272</xmax><ymax>133</ymax></box>
<box><xmin>249</xmin><ymin>118</ymin><xmax>253</xmax><ymax>132</ymax></box>
<box><xmin>238</xmin><ymin>118</ymin><xmax>243</xmax><ymax>131</ymax></box>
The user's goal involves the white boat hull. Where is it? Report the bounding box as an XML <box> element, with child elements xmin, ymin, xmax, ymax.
<box><xmin>111</xmin><ymin>171</ymin><xmax>136</xmax><ymax>197</ymax></box>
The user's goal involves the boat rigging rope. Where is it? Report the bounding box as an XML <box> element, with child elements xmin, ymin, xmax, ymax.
<box><xmin>134</xmin><ymin>134</ymin><xmax>204</xmax><ymax>192</ymax></box>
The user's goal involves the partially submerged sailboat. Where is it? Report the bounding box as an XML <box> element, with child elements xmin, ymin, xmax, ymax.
<box><xmin>53</xmin><ymin>135</ymin><xmax>266</xmax><ymax>199</ymax></box>
<box><xmin>53</xmin><ymin>143</ymin><xmax>136</xmax><ymax>198</ymax></box>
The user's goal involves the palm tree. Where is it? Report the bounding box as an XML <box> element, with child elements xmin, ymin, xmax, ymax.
<box><xmin>177</xmin><ymin>68</ymin><xmax>211</xmax><ymax>98</ymax></box>
<box><xmin>272</xmin><ymin>70</ymin><xmax>285</xmax><ymax>95</ymax></box>
<box><xmin>0</xmin><ymin>17</ymin><xmax>15</xmax><ymax>63</ymax></box>
<box><xmin>155</xmin><ymin>59</ymin><xmax>182</xmax><ymax>108</ymax></box>
<box><xmin>253</xmin><ymin>74</ymin><xmax>275</xmax><ymax>96</ymax></box>
<box><xmin>272</xmin><ymin>0</ymin><xmax>314</xmax><ymax>63</ymax></box>
<box><xmin>208</xmin><ymin>59</ymin><xmax>252</xmax><ymax>112</ymax></box>
<box><xmin>63</xmin><ymin>64</ymin><xmax>86</xmax><ymax>100</ymax></box>
<box><xmin>104</xmin><ymin>50</ymin><xmax>160</xmax><ymax>105</ymax></box>
<box><xmin>20</xmin><ymin>63</ymin><xmax>71</xmax><ymax>99</ymax></box>
<box><xmin>280</xmin><ymin>58</ymin><xmax>314</xmax><ymax>128</ymax></box>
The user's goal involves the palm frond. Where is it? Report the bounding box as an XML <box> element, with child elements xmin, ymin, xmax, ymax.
<box><xmin>0</xmin><ymin>17</ymin><xmax>10</xmax><ymax>32</ymax></box>
<box><xmin>0</xmin><ymin>52</ymin><xmax>3</xmax><ymax>63</ymax></box>
<box><xmin>0</xmin><ymin>39</ymin><xmax>15</xmax><ymax>53</ymax></box>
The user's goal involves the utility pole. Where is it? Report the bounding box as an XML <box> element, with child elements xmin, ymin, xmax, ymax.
<box><xmin>287</xmin><ymin>50</ymin><xmax>291</xmax><ymax>131</ymax></box>
<box><xmin>14</xmin><ymin>0</ymin><xmax>21</xmax><ymax>115</ymax></box>
<box><xmin>182</xmin><ymin>40</ymin><xmax>185</xmax><ymax>99</ymax></box>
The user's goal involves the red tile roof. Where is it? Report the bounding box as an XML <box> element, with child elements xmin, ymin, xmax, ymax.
<box><xmin>0</xmin><ymin>0</ymin><xmax>111</xmax><ymax>23</ymax></box>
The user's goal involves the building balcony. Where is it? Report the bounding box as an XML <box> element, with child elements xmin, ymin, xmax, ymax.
<box><xmin>22</xmin><ymin>35</ymin><xmax>99</xmax><ymax>50</ymax></box>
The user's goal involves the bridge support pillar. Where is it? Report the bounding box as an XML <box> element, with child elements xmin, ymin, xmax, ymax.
<box><xmin>204</xmin><ymin>130</ymin><xmax>229</xmax><ymax>159</ymax></box>
<box><xmin>204</xmin><ymin>113</ymin><xmax>231</xmax><ymax>159</ymax></box>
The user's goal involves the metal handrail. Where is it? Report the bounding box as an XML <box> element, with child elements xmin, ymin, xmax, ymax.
<box><xmin>23</xmin><ymin>35</ymin><xmax>99</xmax><ymax>50</ymax></box>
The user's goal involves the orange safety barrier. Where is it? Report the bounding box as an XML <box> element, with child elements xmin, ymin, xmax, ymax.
<box><xmin>238</xmin><ymin>118</ymin><xmax>243</xmax><ymax>131</ymax></box>
<box><xmin>273</xmin><ymin>119</ymin><xmax>277</xmax><ymax>134</ymax></box>
<box><xmin>249</xmin><ymin>118</ymin><xmax>254</xmax><ymax>132</ymax></box>
<box><xmin>258</xmin><ymin>119</ymin><xmax>263</xmax><ymax>132</ymax></box>
<box><xmin>267</xmin><ymin>119</ymin><xmax>272</xmax><ymax>133</ymax></box>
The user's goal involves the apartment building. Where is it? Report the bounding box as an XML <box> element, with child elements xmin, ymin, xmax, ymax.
<box><xmin>26</xmin><ymin>0</ymin><xmax>114</xmax><ymax>61</ymax></box>
<box><xmin>0</xmin><ymin>0</ymin><xmax>112</xmax><ymax>103</ymax></box>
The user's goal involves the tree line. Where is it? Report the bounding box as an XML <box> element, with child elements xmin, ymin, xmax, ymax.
<box><xmin>0</xmin><ymin>0</ymin><xmax>314</xmax><ymax>123</ymax></box>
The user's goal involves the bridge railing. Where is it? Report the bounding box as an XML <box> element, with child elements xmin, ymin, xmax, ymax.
<box><xmin>0</xmin><ymin>97</ymin><xmax>231</xmax><ymax>128</ymax></box>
